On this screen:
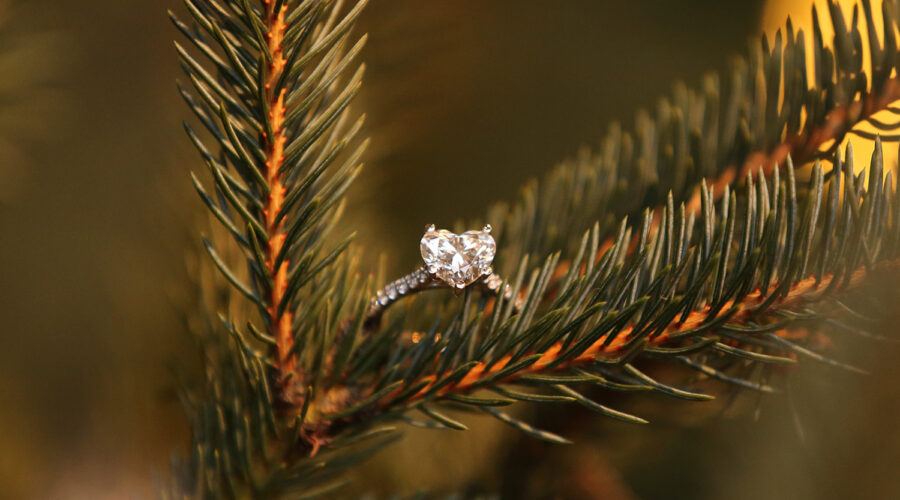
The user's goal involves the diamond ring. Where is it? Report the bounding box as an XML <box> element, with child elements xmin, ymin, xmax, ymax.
<box><xmin>365</xmin><ymin>224</ymin><xmax>521</xmax><ymax>326</ymax></box>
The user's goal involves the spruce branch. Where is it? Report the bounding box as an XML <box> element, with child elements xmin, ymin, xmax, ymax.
<box><xmin>174</xmin><ymin>0</ymin><xmax>368</xmax><ymax>410</ymax></box>
<box><xmin>312</xmin><ymin>2</ymin><xmax>897</xmax><ymax>450</ymax></box>
<box><xmin>172</xmin><ymin>0</ymin><xmax>372</xmax><ymax>496</ymax></box>
<box><xmin>487</xmin><ymin>0</ymin><xmax>900</xmax><ymax>276</ymax></box>
<box><xmin>321</xmin><ymin>141</ymin><xmax>899</xmax><ymax>447</ymax></box>
<box><xmin>171</xmin><ymin>0</ymin><xmax>900</xmax><ymax>497</ymax></box>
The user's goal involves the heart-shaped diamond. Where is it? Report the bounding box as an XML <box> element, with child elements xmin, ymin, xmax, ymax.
<box><xmin>420</xmin><ymin>225</ymin><xmax>496</xmax><ymax>288</ymax></box>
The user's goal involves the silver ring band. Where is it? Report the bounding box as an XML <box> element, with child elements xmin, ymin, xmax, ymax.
<box><xmin>365</xmin><ymin>266</ymin><xmax>522</xmax><ymax>326</ymax></box>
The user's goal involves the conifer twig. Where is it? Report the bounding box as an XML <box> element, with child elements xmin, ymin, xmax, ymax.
<box><xmin>383</xmin><ymin>261</ymin><xmax>899</xmax><ymax>405</ymax></box>
<box><xmin>322</xmin><ymin>143</ymin><xmax>899</xmax><ymax>446</ymax></box>
<box><xmin>260</xmin><ymin>0</ymin><xmax>298</xmax><ymax>405</ymax></box>
<box><xmin>171</xmin><ymin>1</ymin><xmax>900</xmax><ymax>496</ymax></box>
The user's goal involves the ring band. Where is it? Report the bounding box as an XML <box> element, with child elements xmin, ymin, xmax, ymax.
<box><xmin>365</xmin><ymin>266</ymin><xmax>521</xmax><ymax>324</ymax></box>
<box><xmin>364</xmin><ymin>224</ymin><xmax>522</xmax><ymax>327</ymax></box>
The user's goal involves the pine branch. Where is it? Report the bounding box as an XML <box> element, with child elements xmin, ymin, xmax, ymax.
<box><xmin>171</xmin><ymin>0</ymin><xmax>900</xmax><ymax>497</ymax></box>
<box><xmin>661</xmin><ymin>0</ymin><xmax>900</xmax><ymax>271</ymax></box>
<box><xmin>490</xmin><ymin>0</ymin><xmax>900</xmax><ymax>275</ymax></box>
<box><xmin>394</xmin><ymin>260</ymin><xmax>895</xmax><ymax>403</ymax></box>
<box><xmin>307</xmin><ymin>6</ymin><xmax>900</xmax><ymax>449</ymax></box>
<box><xmin>174</xmin><ymin>0</ymin><xmax>368</xmax><ymax>410</ymax></box>
<box><xmin>172</xmin><ymin>0</ymin><xmax>372</xmax><ymax>496</ymax></box>
<box><xmin>323</xmin><ymin>141</ymin><xmax>899</xmax><ymax>446</ymax></box>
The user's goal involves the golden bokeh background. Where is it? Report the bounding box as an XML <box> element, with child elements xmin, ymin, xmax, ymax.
<box><xmin>0</xmin><ymin>0</ymin><xmax>898</xmax><ymax>498</ymax></box>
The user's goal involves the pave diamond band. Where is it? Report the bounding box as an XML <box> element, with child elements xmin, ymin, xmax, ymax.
<box><xmin>365</xmin><ymin>266</ymin><xmax>522</xmax><ymax>327</ymax></box>
<box><xmin>365</xmin><ymin>224</ymin><xmax>522</xmax><ymax>327</ymax></box>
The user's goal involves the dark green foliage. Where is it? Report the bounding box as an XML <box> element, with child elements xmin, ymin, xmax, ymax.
<box><xmin>172</xmin><ymin>0</ymin><xmax>900</xmax><ymax>497</ymax></box>
<box><xmin>172</xmin><ymin>0</ymin><xmax>368</xmax><ymax>348</ymax></box>
<box><xmin>344</xmin><ymin>143</ymin><xmax>898</xmax><ymax>441</ymax></box>
<box><xmin>490</xmin><ymin>0</ymin><xmax>900</xmax><ymax>269</ymax></box>
<box><xmin>171</xmin><ymin>0</ymin><xmax>371</xmax><ymax>496</ymax></box>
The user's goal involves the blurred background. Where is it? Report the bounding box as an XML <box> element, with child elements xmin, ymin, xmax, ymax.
<box><xmin>0</xmin><ymin>0</ymin><xmax>898</xmax><ymax>498</ymax></box>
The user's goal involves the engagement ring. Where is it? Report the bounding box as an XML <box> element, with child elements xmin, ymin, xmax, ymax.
<box><xmin>365</xmin><ymin>224</ymin><xmax>522</xmax><ymax>326</ymax></box>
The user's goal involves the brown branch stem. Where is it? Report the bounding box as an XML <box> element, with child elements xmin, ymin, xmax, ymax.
<box><xmin>374</xmin><ymin>259</ymin><xmax>900</xmax><ymax>410</ymax></box>
<box><xmin>546</xmin><ymin>79</ymin><xmax>900</xmax><ymax>290</ymax></box>
<box><xmin>693</xmin><ymin>78</ymin><xmax>900</xmax><ymax>229</ymax></box>
<box><xmin>327</xmin><ymin>81</ymin><xmax>900</xmax><ymax>420</ymax></box>
<box><xmin>262</xmin><ymin>1</ymin><xmax>298</xmax><ymax>406</ymax></box>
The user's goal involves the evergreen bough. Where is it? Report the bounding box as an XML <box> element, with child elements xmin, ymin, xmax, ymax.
<box><xmin>169</xmin><ymin>0</ymin><xmax>900</xmax><ymax>497</ymax></box>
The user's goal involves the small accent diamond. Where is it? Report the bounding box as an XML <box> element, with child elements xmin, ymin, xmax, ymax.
<box><xmin>484</xmin><ymin>274</ymin><xmax>502</xmax><ymax>290</ymax></box>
